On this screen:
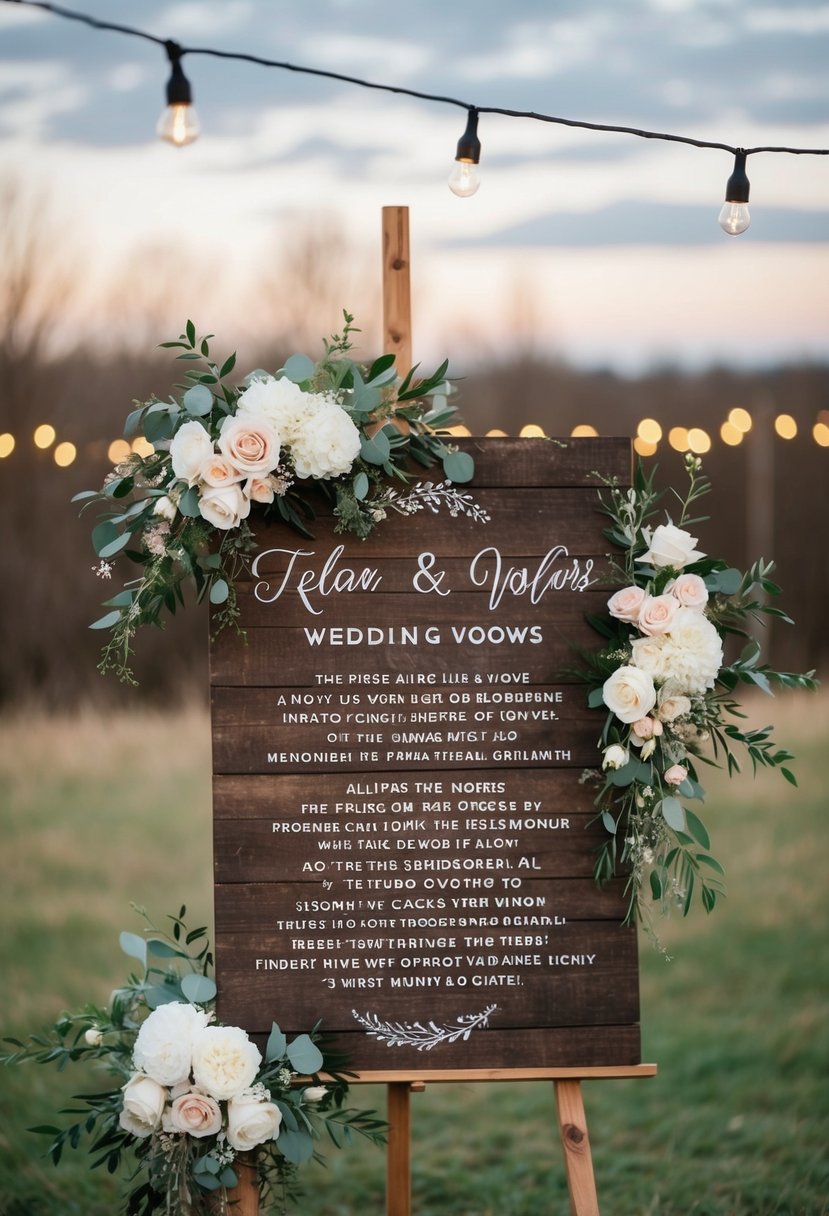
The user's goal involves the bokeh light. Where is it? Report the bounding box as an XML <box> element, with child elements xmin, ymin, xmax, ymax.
<box><xmin>131</xmin><ymin>437</ymin><xmax>155</xmax><ymax>457</ymax></box>
<box><xmin>720</xmin><ymin>421</ymin><xmax>744</xmax><ymax>446</ymax></box>
<box><xmin>774</xmin><ymin>414</ymin><xmax>797</xmax><ymax>439</ymax></box>
<box><xmin>53</xmin><ymin>442</ymin><xmax>77</xmax><ymax>467</ymax></box>
<box><xmin>728</xmin><ymin>407</ymin><xmax>752</xmax><ymax>433</ymax></box>
<box><xmin>813</xmin><ymin>422</ymin><xmax>829</xmax><ymax>447</ymax></box>
<box><xmin>0</xmin><ymin>432</ymin><xmax>15</xmax><ymax>458</ymax></box>
<box><xmin>519</xmin><ymin>424</ymin><xmax>546</xmax><ymax>437</ymax></box>
<box><xmin>485</xmin><ymin>429</ymin><xmax>508</xmax><ymax>437</ymax></box>
<box><xmin>687</xmin><ymin>427</ymin><xmax>711</xmax><ymax>454</ymax></box>
<box><xmin>637</xmin><ymin>418</ymin><xmax>662</xmax><ymax>444</ymax></box>
<box><xmin>668</xmin><ymin>426</ymin><xmax>689</xmax><ymax>452</ymax></box>
<box><xmin>571</xmin><ymin>424</ymin><xmax>598</xmax><ymax>437</ymax></box>
<box><xmin>108</xmin><ymin>439</ymin><xmax>132</xmax><ymax>463</ymax></box>
<box><xmin>34</xmin><ymin>424</ymin><xmax>56</xmax><ymax>449</ymax></box>
<box><xmin>633</xmin><ymin>437</ymin><xmax>657</xmax><ymax>457</ymax></box>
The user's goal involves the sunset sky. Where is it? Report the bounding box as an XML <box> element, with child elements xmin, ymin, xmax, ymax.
<box><xmin>1</xmin><ymin>0</ymin><xmax>827</xmax><ymax>372</ymax></box>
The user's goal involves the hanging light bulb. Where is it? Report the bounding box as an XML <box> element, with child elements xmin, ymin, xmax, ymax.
<box><xmin>718</xmin><ymin>149</ymin><xmax>750</xmax><ymax>235</ymax></box>
<box><xmin>449</xmin><ymin>108</ymin><xmax>481</xmax><ymax>197</ymax></box>
<box><xmin>157</xmin><ymin>40</ymin><xmax>200</xmax><ymax>146</ymax></box>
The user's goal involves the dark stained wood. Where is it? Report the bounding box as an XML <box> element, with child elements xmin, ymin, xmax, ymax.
<box><xmin>211</xmin><ymin>438</ymin><xmax>638</xmax><ymax>1071</ymax></box>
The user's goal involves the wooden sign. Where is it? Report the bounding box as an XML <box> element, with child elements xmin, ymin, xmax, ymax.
<box><xmin>211</xmin><ymin>436</ymin><xmax>639</xmax><ymax>1072</ymax></box>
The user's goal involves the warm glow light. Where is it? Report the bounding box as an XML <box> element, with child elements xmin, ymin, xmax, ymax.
<box><xmin>668</xmin><ymin>426</ymin><xmax>689</xmax><ymax>452</ymax></box>
<box><xmin>519</xmin><ymin>424</ymin><xmax>547</xmax><ymax>438</ymax></box>
<box><xmin>132</xmin><ymin>437</ymin><xmax>155</xmax><ymax>457</ymax></box>
<box><xmin>728</xmin><ymin>407</ymin><xmax>752</xmax><ymax>433</ymax></box>
<box><xmin>108</xmin><ymin>439</ymin><xmax>132</xmax><ymax>463</ymax></box>
<box><xmin>637</xmin><ymin>418</ymin><xmax>662</xmax><ymax>444</ymax></box>
<box><xmin>687</xmin><ymin>427</ymin><xmax>711</xmax><ymax>454</ymax></box>
<box><xmin>54</xmin><ymin>441</ymin><xmax>77</xmax><ymax>467</ymax></box>
<box><xmin>446</xmin><ymin>425</ymin><xmax>472</xmax><ymax>437</ymax></box>
<box><xmin>720</xmin><ymin>421</ymin><xmax>744</xmax><ymax>446</ymax></box>
<box><xmin>813</xmin><ymin>422</ymin><xmax>829</xmax><ymax>447</ymax></box>
<box><xmin>774</xmin><ymin>414</ymin><xmax>797</xmax><ymax>440</ymax></box>
<box><xmin>486</xmin><ymin>429</ymin><xmax>508</xmax><ymax>437</ymax></box>
<box><xmin>0</xmin><ymin>432</ymin><xmax>14</xmax><ymax>458</ymax></box>
<box><xmin>633</xmin><ymin>437</ymin><xmax>657</xmax><ymax>457</ymax></box>
<box><xmin>34</xmin><ymin>423</ymin><xmax>56</xmax><ymax>449</ymax></box>
<box><xmin>570</xmin><ymin>424</ymin><xmax>598</xmax><ymax>437</ymax></box>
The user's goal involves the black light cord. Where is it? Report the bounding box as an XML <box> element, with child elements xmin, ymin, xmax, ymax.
<box><xmin>5</xmin><ymin>0</ymin><xmax>829</xmax><ymax>160</ymax></box>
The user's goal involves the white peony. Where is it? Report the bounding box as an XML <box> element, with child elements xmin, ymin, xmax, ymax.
<box><xmin>119</xmin><ymin>1073</ymin><xmax>167</xmax><ymax>1138</ymax></box>
<box><xmin>602</xmin><ymin>665</ymin><xmax>657</xmax><ymax>724</ymax></box>
<box><xmin>198</xmin><ymin>483</ymin><xmax>251</xmax><ymax>531</ymax></box>
<box><xmin>133</xmin><ymin>1002</ymin><xmax>211</xmax><ymax>1087</ymax></box>
<box><xmin>630</xmin><ymin>634</ymin><xmax>672</xmax><ymax>683</ymax></box>
<box><xmin>226</xmin><ymin>1092</ymin><xmax>282</xmax><ymax>1151</ymax></box>
<box><xmin>289</xmin><ymin>398</ymin><xmax>362</xmax><ymax>480</ymax></box>
<box><xmin>218</xmin><ymin>414</ymin><xmax>281</xmax><ymax>478</ymax></box>
<box><xmin>191</xmin><ymin>1025</ymin><xmax>262</xmax><ymax>1101</ymax></box>
<box><xmin>661</xmin><ymin>607</ymin><xmax>723</xmax><ymax>694</ymax></box>
<box><xmin>170</xmin><ymin>420</ymin><xmax>214</xmax><ymax>487</ymax></box>
<box><xmin>641</xmin><ymin>523</ymin><xmax>705</xmax><ymax>570</ymax></box>
<box><xmin>235</xmin><ymin>375</ymin><xmax>308</xmax><ymax>437</ymax></box>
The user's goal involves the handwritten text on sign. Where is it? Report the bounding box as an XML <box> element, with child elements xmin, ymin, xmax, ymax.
<box><xmin>212</xmin><ymin>438</ymin><xmax>640</xmax><ymax>1071</ymax></box>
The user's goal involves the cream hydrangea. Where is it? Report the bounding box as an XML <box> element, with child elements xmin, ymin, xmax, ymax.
<box><xmin>191</xmin><ymin>1025</ymin><xmax>262</xmax><ymax>1101</ymax></box>
<box><xmin>662</xmin><ymin>606</ymin><xmax>724</xmax><ymax>694</ymax></box>
<box><xmin>235</xmin><ymin>375</ymin><xmax>308</xmax><ymax>436</ymax></box>
<box><xmin>132</xmin><ymin>1002</ymin><xmax>211</xmax><ymax>1087</ymax></box>
<box><xmin>290</xmin><ymin>397</ymin><xmax>362</xmax><ymax>480</ymax></box>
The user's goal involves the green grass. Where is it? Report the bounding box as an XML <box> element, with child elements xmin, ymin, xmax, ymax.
<box><xmin>1</xmin><ymin>696</ymin><xmax>827</xmax><ymax>1214</ymax></box>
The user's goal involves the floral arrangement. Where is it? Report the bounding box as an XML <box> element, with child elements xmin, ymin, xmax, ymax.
<box><xmin>583</xmin><ymin>455</ymin><xmax>817</xmax><ymax>934</ymax></box>
<box><xmin>77</xmin><ymin>314</ymin><xmax>486</xmax><ymax>683</ymax></box>
<box><xmin>2</xmin><ymin>908</ymin><xmax>385</xmax><ymax>1215</ymax></box>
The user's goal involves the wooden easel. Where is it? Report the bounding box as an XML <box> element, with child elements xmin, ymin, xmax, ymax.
<box><xmin>226</xmin><ymin>206</ymin><xmax>657</xmax><ymax>1215</ymax></box>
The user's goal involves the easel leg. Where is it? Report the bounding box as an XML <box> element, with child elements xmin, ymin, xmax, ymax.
<box><xmin>225</xmin><ymin>1150</ymin><xmax>259</xmax><ymax>1214</ymax></box>
<box><xmin>386</xmin><ymin>1082</ymin><xmax>412</xmax><ymax>1216</ymax></box>
<box><xmin>554</xmin><ymin>1080</ymin><xmax>600</xmax><ymax>1216</ymax></box>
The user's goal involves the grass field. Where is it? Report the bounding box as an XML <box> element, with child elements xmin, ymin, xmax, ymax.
<box><xmin>1</xmin><ymin>696</ymin><xmax>827</xmax><ymax>1215</ymax></box>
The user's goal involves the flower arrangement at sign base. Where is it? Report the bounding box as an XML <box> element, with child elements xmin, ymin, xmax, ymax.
<box><xmin>582</xmin><ymin>455</ymin><xmax>817</xmax><ymax>936</ymax></box>
<box><xmin>2</xmin><ymin>907</ymin><xmax>386</xmax><ymax>1215</ymax></box>
<box><xmin>77</xmin><ymin>313</ymin><xmax>489</xmax><ymax>683</ymax></box>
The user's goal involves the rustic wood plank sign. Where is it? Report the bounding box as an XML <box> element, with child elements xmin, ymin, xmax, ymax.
<box><xmin>211</xmin><ymin>436</ymin><xmax>639</xmax><ymax>1073</ymax></box>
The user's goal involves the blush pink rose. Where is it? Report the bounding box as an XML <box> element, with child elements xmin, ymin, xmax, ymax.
<box><xmin>664</xmin><ymin>764</ymin><xmax>688</xmax><ymax>786</ymax></box>
<box><xmin>219</xmin><ymin>414</ymin><xmax>281</xmax><ymax>478</ymax></box>
<box><xmin>167</xmin><ymin>1091</ymin><xmax>222</xmax><ymax>1138</ymax></box>
<box><xmin>667</xmin><ymin>573</ymin><xmax>709</xmax><ymax>609</ymax></box>
<box><xmin>632</xmin><ymin>716</ymin><xmax>663</xmax><ymax>740</ymax></box>
<box><xmin>607</xmin><ymin>585</ymin><xmax>647</xmax><ymax>623</ymax></box>
<box><xmin>637</xmin><ymin>594</ymin><xmax>679</xmax><ymax>636</ymax></box>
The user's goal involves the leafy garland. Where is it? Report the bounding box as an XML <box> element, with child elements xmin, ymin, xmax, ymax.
<box><xmin>582</xmin><ymin>455</ymin><xmax>817</xmax><ymax>936</ymax></box>
<box><xmin>78</xmin><ymin>313</ymin><xmax>486</xmax><ymax>684</ymax></box>
<box><xmin>2</xmin><ymin>907</ymin><xmax>386</xmax><ymax>1215</ymax></box>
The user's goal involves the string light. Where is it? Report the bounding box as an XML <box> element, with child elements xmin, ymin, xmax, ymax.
<box><xmin>687</xmin><ymin>427</ymin><xmax>711</xmax><ymax>454</ymax></box>
<box><xmin>53</xmin><ymin>441</ymin><xmax>77</xmax><ymax>466</ymax></box>
<box><xmin>520</xmin><ymin>424</ymin><xmax>547</xmax><ymax>437</ymax></box>
<box><xmin>719</xmin><ymin>150</ymin><xmax>751</xmax><ymax>236</ymax></box>
<box><xmin>0</xmin><ymin>433</ymin><xmax>15</xmax><ymax>457</ymax></box>
<box><xmin>449</xmin><ymin>108</ymin><xmax>481</xmax><ymax>198</ymax></box>
<box><xmin>108</xmin><ymin>439</ymin><xmax>132</xmax><ymax>463</ymax></box>
<box><xmin>5</xmin><ymin>0</ymin><xmax>828</xmax><ymax>225</ymax></box>
<box><xmin>157</xmin><ymin>40</ymin><xmax>199</xmax><ymax>146</ymax></box>
<box><xmin>33</xmin><ymin>423</ymin><xmax>56</xmax><ymax>448</ymax></box>
<box><xmin>633</xmin><ymin>437</ymin><xmax>657</xmax><ymax>457</ymax></box>
<box><xmin>637</xmin><ymin>418</ymin><xmax>662</xmax><ymax>444</ymax></box>
<box><xmin>571</xmin><ymin>425</ymin><xmax>599</xmax><ymax>437</ymax></box>
<box><xmin>720</xmin><ymin>421</ymin><xmax>744</xmax><ymax>446</ymax></box>
<box><xmin>131</xmin><ymin>437</ymin><xmax>154</xmax><ymax>457</ymax></box>
<box><xmin>668</xmin><ymin>426</ymin><xmax>689</xmax><ymax>452</ymax></box>
<box><xmin>728</xmin><ymin>407</ymin><xmax>753</xmax><ymax>433</ymax></box>
<box><xmin>774</xmin><ymin>413</ymin><xmax>797</xmax><ymax>439</ymax></box>
<box><xmin>813</xmin><ymin>422</ymin><xmax>829</xmax><ymax>447</ymax></box>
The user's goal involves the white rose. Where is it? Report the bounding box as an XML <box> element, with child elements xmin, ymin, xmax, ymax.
<box><xmin>191</xmin><ymin>1026</ymin><xmax>262</xmax><ymax>1101</ymax></box>
<box><xmin>662</xmin><ymin>607</ymin><xmax>723</xmax><ymax>694</ymax></box>
<box><xmin>153</xmin><ymin>495</ymin><xmax>177</xmax><ymax>523</ymax></box>
<box><xmin>167</xmin><ymin>1091</ymin><xmax>223</xmax><ymax>1138</ymax></box>
<box><xmin>199</xmin><ymin>453</ymin><xmax>244</xmax><ymax>488</ymax></box>
<box><xmin>607</xmin><ymin>585</ymin><xmax>647</xmax><ymax>623</ymax></box>
<box><xmin>218</xmin><ymin>414</ymin><xmax>281</xmax><ymax>478</ymax></box>
<box><xmin>602</xmin><ymin>665</ymin><xmax>657</xmax><ymax>724</ymax></box>
<box><xmin>236</xmin><ymin>375</ymin><xmax>307</xmax><ymax>437</ymax></box>
<box><xmin>630</xmin><ymin>634</ymin><xmax>672</xmax><ymax>682</ymax></box>
<box><xmin>170</xmin><ymin>420</ymin><xmax>214</xmax><ymax>487</ymax></box>
<box><xmin>302</xmin><ymin>1086</ymin><xmax>328</xmax><ymax>1104</ymax></box>
<box><xmin>226</xmin><ymin>1093</ymin><xmax>282</xmax><ymax>1151</ymax></box>
<box><xmin>289</xmin><ymin>398</ymin><xmax>361</xmax><ymax>480</ymax></box>
<box><xmin>119</xmin><ymin>1073</ymin><xmax>167</xmax><ymax>1138</ymax></box>
<box><xmin>667</xmin><ymin>573</ymin><xmax>709</xmax><ymax>609</ymax></box>
<box><xmin>84</xmin><ymin>1027</ymin><xmax>103</xmax><ymax>1046</ymax></box>
<box><xmin>245</xmin><ymin>475</ymin><xmax>277</xmax><ymax>504</ymax></box>
<box><xmin>198</xmin><ymin>483</ymin><xmax>251</xmax><ymax>531</ymax></box>
<box><xmin>637</xmin><ymin>593</ymin><xmax>679</xmax><ymax>637</ymax></box>
<box><xmin>133</xmin><ymin>1002</ymin><xmax>211</xmax><ymax>1087</ymax></box>
<box><xmin>641</xmin><ymin>523</ymin><xmax>706</xmax><ymax>570</ymax></box>
<box><xmin>601</xmin><ymin>743</ymin><xmax>629</xmax><ymax>771</ymax></box>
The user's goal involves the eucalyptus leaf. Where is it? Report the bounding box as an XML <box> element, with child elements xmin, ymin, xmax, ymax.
<box><xmin>587</xmin><ymin>688</ymin><xmax>605</xmax><ymax>709</ymax></box>
<box><xmin>442</xmin><ymin>450</ymin><xmax>474</xmax><ymax>484</ymax></box>
<box><xmin>178</xmin><ymin>486</ymin><xmax>202</xmax><ymax>518</ymax></box>
<box><xmin>601</xmin><ymin>810</ymin><xmax>617</xmax><ymax>834</ymax></box>
<box><xmin>660</xmin><ymin>796</ymin><xmax>686</xmax><ymax>831</ymax></box>
<box><xmin>209</xmin><ymin>579</ymin><xmax>229</xmax><ymax>605</ymax></box>
<box><xmin>360</xmin><ymin>431</ymin><xmax>391</xmax><ymax>465</ymax></box>
<box><xmin>276</xmin><ymin>1126</ymin><xmax>315</xmax><ymax>1165</ymax></box>
<box><xmin>90</xmin><ymin>611</ymin><xmax>123</xmax><ymax>631</ymax></box>
<box><xmin>281</xmin><ymin>353</ymin><xmax>316</xmax><ymax>383</ymax></box>
<box><xmin>266</xmin><ymin>1022</ymin><xmax>288</xmax><ymax>1062</ymax></box>
<box><xmin>91</xmin><ymin>520</ymin><xmax>119</xmax><ymax>555</ymax></box>
<box><xmin>180</xmin><ymin>973</ymin><xmax>217</xmax><ymax>1004</ymax></box>
<box><xmin>146</xmin><ymin>938</ymin><xmax>186</xmax><ymax>959</ymax></box>
<box><xmin>119</xmin><ymin>932</ymin><xmax>147</xmax><ymax>965</ymax></box>
<box><xmin>98</xmin><ymin>532</ymin><xmax>133</xmax><ymax>560</ymax></box>
<box><xmin>183</xmin><ymin>384</ymin><xmax>214</xmax><ymax>416</ymax></box>
<box><xmin>144</xmin><ymin>985</ymin><xmax>183</xmax><ymax>1009</ymax></box>
<box><xmin>352</xmin><ymin>471</ymin><xmax>369</xmax><ymax>501</ymax></box>
<box><xmin>286</xmin><ymin>1033</ymin><xmax>323</xmax><ymax>1075</ymax></box>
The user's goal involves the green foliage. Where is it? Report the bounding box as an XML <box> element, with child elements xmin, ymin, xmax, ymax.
<box><xmin>79</xmin><ymin>314</ymin><xmax>485</xmax><ymax>684</ymax></box>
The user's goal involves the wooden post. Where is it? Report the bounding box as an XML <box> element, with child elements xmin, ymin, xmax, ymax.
<box><xmin>225</xmin><ymin>1150</ymin><xmax>260</xmax><ymax>1215</ymax></box>
<box><xmin>386</xmin><ymin>1082</ymin><xmax>413</xmax><ymax>1216</ymax></box>
<box><xmin>555</xmin><ymin>1080</ymin><xmax>600</xmax><ymax>1216</ymax></box>
<box><xmin>382</xmin><ymin>206</ymin><xmax>412</xmax><ymax>371</ymax></box>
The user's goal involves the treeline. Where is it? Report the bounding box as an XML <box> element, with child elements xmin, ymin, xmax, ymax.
<box><xmin>2</xmin><ymin>341</ymin><xmax>826</xmax><ymax>708</ymax></box>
